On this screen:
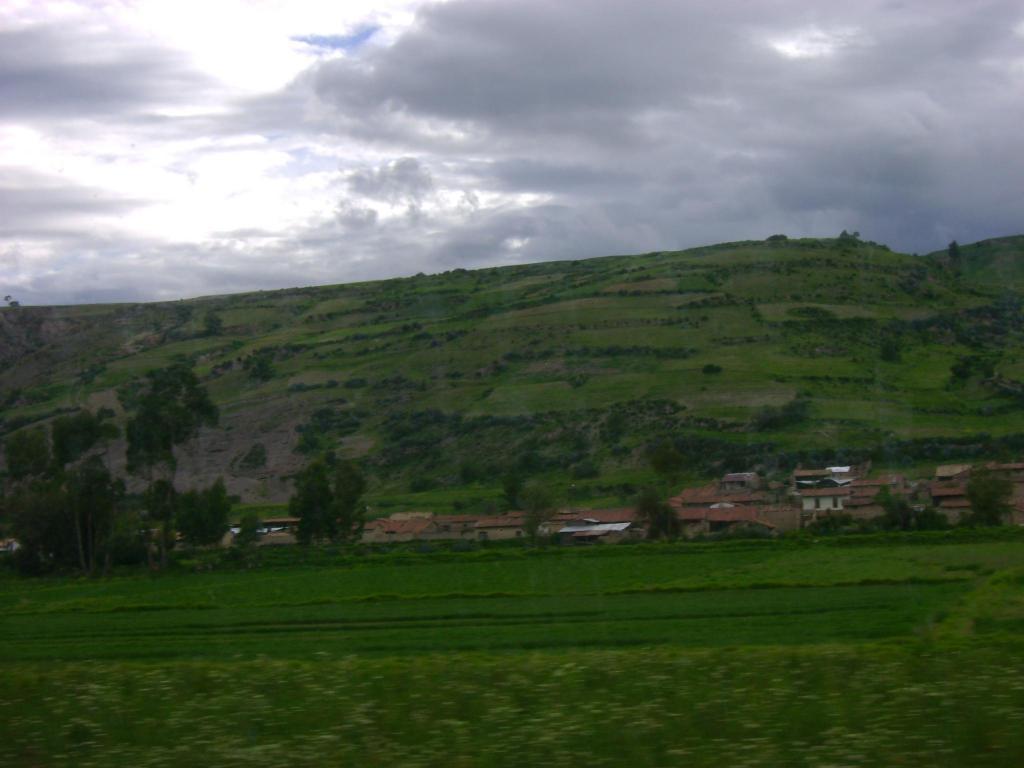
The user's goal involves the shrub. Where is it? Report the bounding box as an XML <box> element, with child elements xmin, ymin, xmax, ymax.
<box><xmin>702</xmin><ymin>364</ymin><xmax>723</xmax><ymax>375</ymax></box>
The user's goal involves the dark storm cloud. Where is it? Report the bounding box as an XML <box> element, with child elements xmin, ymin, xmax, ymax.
<box><xmin>0</xmin><ymin>24</ymin><xmax>212</xmax><ymax>119</ymax></box>
<box><xmin>276</xmin><ymin>0</ymin><xmax>1024</xmax><ymax>262</ymax></box>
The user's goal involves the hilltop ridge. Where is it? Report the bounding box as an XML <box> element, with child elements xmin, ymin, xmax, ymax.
<box><xmin>3</xmin><ymin>233</ymin><xmax>1024</xmax><ymax>511</ymax></box>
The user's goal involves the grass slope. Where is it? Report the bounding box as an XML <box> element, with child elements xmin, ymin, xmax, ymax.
<box><xmin>3</xmin><ymin>234</ymin><xmax>1024</xmax><ymax>511</ymax></box>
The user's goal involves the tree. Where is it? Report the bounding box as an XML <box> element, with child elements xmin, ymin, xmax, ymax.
<box><xmin>51</xmin><ymin>410</ymin><xmax>118</xmax><ymax>468</ymax></box>
<box><xmin>65</xmin><ymin>456</ymin><xmax>124</xmax><ymax>575</ymax></box>
<box><xmin>4</xmin><ymin>427</ymin><xmax>50</xmax><ymax>481</ymax></box>
<box><xmin>203</xmin><ymin>311</ymin><xmax>224</xmax><ymax>337</ymax></box>
<box><xmin>875</xmin><ymin>486</ymin><xmax>947</xmax><ymax>532</ymax></box>
<box><xmin>245</xmin><ymin>352</ymin><xmax>276</xmax><ymax>382</ymax></box>
<box><xmin>502</xmin><ymin>472</ymin><xmax>523</xmax><ymax>509</ymax></box>
<box><xmin>521</xmin><ymin>484</ymin><xmax>556</xmax><ymax>542</ymax></box>
<box><xmin>125</xmin><ymin>363</ymin><xmax>219</xmax><ymax>475</ymax></box>
<box><xmin>8</xmin><ymin>479</ymin><xmax>72</xmax><ymax>574</ymax></box>
<box><xmin>176</xmin><ymin>478</ymin><xmax>231</xmax><ymax>547</ymax></box>
<box><xmin>966</xmin><ymin>466</ymin><xmax>1013</xmax><ymax>526</ymax></box>
<box><xmin>125</xmin><ymin>363</ymin><xmax>218</xmax><ymax>568</ymax></box>
<box><xmin>332</xmin><ymin>461</ymin><xmax>366</xmax><ymax>543</ymax></box>
<box><xmin>235</xmin><ymin>511</ymin><xmax>261</xmax><ymax>548</ymax></box>
<box><xmin>636</xmin><ymin>487</ymin><xmax>680</xmax><ymax>540</ymax></box>
<box><xmin>876</xmin><ymin>486</ymin><xmax>913</xmax><ymax>531</ymax></box>
<box><xmin>144</xmin><ymin>479</ymin><xmax>178</xmax><ymax>568</ymax></box>
<box><xmin>879</xmin><ymin>337</ymin><xmax>902</xmax><ymax>363</ymax></box>
<box><xmin>647</xmin><ymin>440</ymin><xmax>684</xmax><ymax>479</ymax></box>
<box><xmin>948</xmin><ymin>240</ymin><xmax>961</xmax><ymax>272</ymax></box>
<box><xmin>4</xmin><ymin>411</ymin><xmax>123</xmax><ymax>575</ymax></box>
<box><xmin>291</xmin><ymin>460</ymin><xmax>336</xmax><ymax>544</ymax></box>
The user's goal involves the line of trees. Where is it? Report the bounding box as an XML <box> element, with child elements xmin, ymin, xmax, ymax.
<box><xmin>1</xmin><ymin>363</ymin><xmax>233</xmax><ymax>575</ymax></box>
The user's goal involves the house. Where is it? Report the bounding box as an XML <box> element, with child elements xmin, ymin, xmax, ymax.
<box><xmin>798</xmin><ymin>486</ymin><xmax>851</xmax><ymax>518</ymax></box>
<box><xmin>985</xmin><ymin>462</ymin><xmax>1024</xmax><ymax>483</ymax></box>
<box><xmin>669</xmin><ymin>484</ymin><xmax>767</xmax><ymax>508</ymax></box>
<box><xmin>542</xmin><ymin>508</ymin><xmax>639</xmax><ymax>536</ymax></box>
<box><xmin>474</xmin><ymin>513</ymin><xmax>526</xmax><ymax>541</ymax></box>
<box><xmin>258</xmin><ymin>530</ymin><xmax>297</xmax><ymax>546</ymax></box>
<box><xmin>844</xmin><ymin>475</ymin><xmax>908</xmax><ymax>520</ymax></box>
<box><xmin>792</xmin><ymin>468</ymin><xmax>831</xmax><ymax>488</ymax></box>
<box><xmin>260</xmin><ymin>516</ymin><xmax>300</xmax><ymax>534</ymax></box>
<box><xmin>935</xmin><ymin>464</ymin><xmax>971</xmax><ymax>482</ymax></box>
<box><xmin>791</xmin><ymin>465</ymin><xmax>863</xmax><ymax>491</ymax></box>
<box><xmin>930</xmin><ymin>464</ymin><xmax>973</xmax><ymax>523</ymax></box>
<box><xmin>556</xmin><ymin>521</ymin><xmax>635</xmax><ymax>545</ymax></box>
<box><xmin>675</xmin><ymin>506</ymin><xmax>777</xmax><ymax>538</ymax></box>
<box><xmin>422</xmin><ymin>514</ymin><xmax>480</xmax><ymax>541</ymax></box>
<box><xmin>361</xmin><ymin>515</ymin><xmax>435</xmax><ymax>543</ymax></box>
<box><xmin>720</xmin><ymin>472</ymin><xmax>762</xmax><ymax>492</ymax></box>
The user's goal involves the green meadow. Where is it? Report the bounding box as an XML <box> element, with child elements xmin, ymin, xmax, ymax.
<box><xmin>5</xmin><ymin>534</ymin><xmax>1024</xmax><ymax>765</ymax></box>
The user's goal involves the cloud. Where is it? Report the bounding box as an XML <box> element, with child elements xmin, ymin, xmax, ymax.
<box><xmin>3</xmin><ymin>0</ymin><xmax>1024</xmax><ymax>303</ymax></box>
<box><xmin>0</xmin><ymin>24</ymin><xmax>213</xmax><ymax>120</ymax></box>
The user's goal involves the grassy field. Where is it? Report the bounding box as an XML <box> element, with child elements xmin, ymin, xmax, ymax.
<box><xmin>4</xmin><ymin>534</ymin><xmax>1024</xmax><ymax>765</ymax></box>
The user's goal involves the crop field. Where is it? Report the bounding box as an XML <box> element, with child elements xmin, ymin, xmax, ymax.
<box><xmin>4</xmin><ymin>534</ymin><xmax>1024</xmax><ymax>766</ymax></box>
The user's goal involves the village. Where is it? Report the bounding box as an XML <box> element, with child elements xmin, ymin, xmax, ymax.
<box><xmin>238</xmin><ymin>461</ymin><xmax>1024</xmax><ymax>547</ymax></box>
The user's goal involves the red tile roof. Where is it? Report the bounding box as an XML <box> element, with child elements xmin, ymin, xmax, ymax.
<box><xmin>793</xmin><ymin>468</ymin><xmax>830</xmax><ymax>478</ymax></box>
<box><xmin>799</xmin><ymin>487</ymin><xmax>852</xmax><ymax>498</ymax></box>
<box><xmin>669</xmin><ymin>485</ymin><xmax>765</xmax><ymax>507</ymax></box>
<box><xmin>561</xmin><ymin>508</ymin><xmax>638</xmax><ymax>524</ymax></box>
<box><xmin>938</xmin><ymin>498</ymin><xmax>972</xmax><ymax>509</ymax></box>
<box><xmin>844</xmin><ymin>496</ymin><xmax>878</xmax><ymax>507</ymax></box>
<box><xmin>432</xmin><ymin>515</ymin><xmax>481</xmax><ymax>525</ymax></box>
<box><xmin>365</xmin><ymin>517</ymin><xmax>434</xmax><ymax>536</ymax></box>
<box><xmin>474</xmin><ymin>515</ymin><xmax>525</xmax><ymax>529</ymax></box>
<box><xmin>675</xmin><ymin>507</ymin><xmax>776</xmax><ymax>527</ymax></box>
<box><xmin>930</xmin><ymin>484</ymin><xmax>968</xmax><ymax>498</ymax></box>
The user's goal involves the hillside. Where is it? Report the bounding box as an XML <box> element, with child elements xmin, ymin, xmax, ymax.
<box><xmin>3</xmin><ymin>233</ymin><xmax>1024</xmax><ymax>512</ymax></box>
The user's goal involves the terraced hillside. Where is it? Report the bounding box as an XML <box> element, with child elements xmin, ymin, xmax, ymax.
<box><xmin>2</xmin><ymin>234</ymin><xmax>1024</xmax><ymax>510</ymax></box>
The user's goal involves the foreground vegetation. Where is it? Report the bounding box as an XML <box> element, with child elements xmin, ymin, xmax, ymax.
<box><xmin>4</xmin><ymin>534</ymin><xmax>1024</xmax><ymax>765</ymax></box>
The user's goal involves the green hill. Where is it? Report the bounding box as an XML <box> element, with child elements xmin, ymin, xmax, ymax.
<box><xmin>3</xmin><ymin>233</ymin><xmax>1024</xmax><ymax>512</ymax></box>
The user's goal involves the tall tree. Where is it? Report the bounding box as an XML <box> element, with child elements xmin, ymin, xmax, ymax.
<box><xmin>636</xmin><ymin>487</ymin><xmax>680</xmax><ymax>541</ymax></box>
<box><xmin>332</xmin><ymin>461</ymin><xmax>367</xmax><ymax>543</ymax></box>
<box><xmin>65</xmin><ymin>456</ymin><xmax>125</xmax><ymax>575</ymax></box>
<box><xmin>144</xmin><ymin>479</ymin><xmax>178</xmax><ymax>569</ymax></box>
<box><xmin>5</xmin><ymin>410</ymin><xmax>123</xmax><ymax>575</ymax></box>
<box><xmin>521</xmin><ymin>484</ymin><xmax>556</xmax><ymax>542</ymax></box>
<box><xmin>4</xmin><ymin>427</ymin><xmax>50</xmax><ymax>481</ymax></box>
<box><xmin>176</xmin><ymin>478</ymin><xmax>232</xmax><ymax>547</ymax></box>
<box><xmin>51</xmin><ymin>410</ymin><xmax>118</xmax><ymax>468</ymax></box>
<box><xmin>125</xmin><ymin>363</ymin><xmax>218</xmax><ymax>567</ymax></box>
<box><xmin>647</xmin><ymin>440</ymin><xmax>684</xmax><ymax>480</ymax></box>
<box><xmin>947</xmin><ymin>240</ymin><xmax>962</xmax><ymax>272</ymax></box>
<box><xmin>966</xmin><ymin>466</ymin><xmax>1013</xmax><ymax>526</ymax></box>
<box><xmin>291</xmin><ymin>460</ymin><xmax>336</xmax><ymax>544</ymax></box>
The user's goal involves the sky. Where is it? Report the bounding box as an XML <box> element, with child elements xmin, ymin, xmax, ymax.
<box><xmin>1</xmin><ymin>0</ymin><xmax>1023</xmax><ymax>305</ymax></box>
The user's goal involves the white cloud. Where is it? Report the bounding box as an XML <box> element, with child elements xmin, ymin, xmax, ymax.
<box><xmin>768</xmin><ymin>25</ymin><xmax>866</xmax><ymax>59</ymax></box>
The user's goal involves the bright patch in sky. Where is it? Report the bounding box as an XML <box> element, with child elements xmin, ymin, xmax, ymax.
<box><xmin>769</xmin><ymin>26</ymin><xmax>863</xmax><ymax>59</ymax></box>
